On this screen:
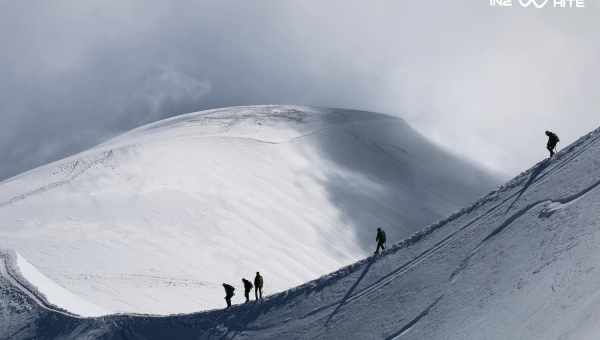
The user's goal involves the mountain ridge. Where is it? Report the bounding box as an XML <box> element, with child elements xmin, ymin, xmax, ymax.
<box><xmin>0</xmin><ymin>105</ymin><xmax>498</xmax><ymax>316</ymax></box>
<box><xmin>1</xmin><ymin>110</ymin><xmax>600</xmax><ymax>339</ymax></box>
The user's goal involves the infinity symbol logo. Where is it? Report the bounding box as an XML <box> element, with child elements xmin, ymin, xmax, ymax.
<box><xmin>518</xmin><ymin>0</ymin><xmax>550</xmax><ymax>7</ymax></box>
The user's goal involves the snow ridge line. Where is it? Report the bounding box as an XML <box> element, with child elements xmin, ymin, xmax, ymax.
<box><xmin>281</xmin><ymin>182</ymin><xmax>537</xmax><ymax>323</ymax></box>
<box><xmin>299</xmin><ymin>192</ymin><xmax>515</xmax><ymax>322</ymax></box>
<box><xmin>379</xmin><ymin>125</ymin><xmax>600</xmax><ymax>271</ymax></box>
<box><xmin>138</xmin><ymin>114</ymin><xmax>396</xmax><ymax>146</ymax></box>
<box><xmin>500</xmin><ymin>127</ymin><xmax>600</xmax><ymax>193</ymax></box>
<box><xmin>0</xmin><ymin>250</ymin><xmax>83</xmax><ymax>319</ymax></box>
<box><xmin>333</xmin><ymin>138</ymin><xmax>599</xmax><ymax>329</ymax></box>
<box><xmin>296</xmin><ymin>127</ymin><xmax>600</xmax><ymax>319</ymax></box>
<box><xmin>327</xmin><ymin>178</ymin><xmax>546</xmax><ymax>307</ymax></box>
<box><xmin>186</xmin><ymin>125</ymin><xmax>335</xmax><ymax>145</ymax></box>
<box><xmin>109</xmin><ymin>105</ymin><xmax>396</xmax><ymax>148</ymax></box>
<box><xmin>112</xmin><ymin>105</ymin><xmax>319</xmax><ymax>137</ymax></box>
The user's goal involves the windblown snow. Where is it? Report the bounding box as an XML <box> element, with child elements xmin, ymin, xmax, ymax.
<box><xmin>0</xmin><ymin>106</ymin><xmax>497</xmax><ymax>316</ymax></box>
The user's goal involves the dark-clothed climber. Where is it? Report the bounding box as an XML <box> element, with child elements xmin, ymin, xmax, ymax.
<box><xmin>242</xmin><ymin>278</ymin><xmax>253</xmax><ymax>303</ymax></box>
<box><xmin>375</xmin><ymin>227</ymin><xmax>387</xmax><ymax>255</ymax></box>
<box><xmin>545</xmin><ymin>130</ymin><xmax>560</xmax><ymax>158</ymax></box>
<box><xmin>223</xmin><ymin>283</ymin><xmax>235</xmax><ymax>308</ymax></box>
<box><xmin>254</xmin><ymin>272</ymin><xmax>264</xmax><ymax>301</ymax></box>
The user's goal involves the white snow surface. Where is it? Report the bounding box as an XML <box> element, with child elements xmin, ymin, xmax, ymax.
<box><xmin>2</xmin><ymin>108</ymin><xmax>600</xmax><ymax>340</ymax></box>
<box><xmin>89</xmin><ymin>123</ymin><xmax>600</xmax><ymax>340</ymax></box>
<box><xmin>13</xmin><ymin>252</ymin><xmax>108</xmax><ymax>317</ymax></box>
<box><xmin>0</xmin><ymin>105</ymin><xmax>497</xmax><ymax>315</ymax></box>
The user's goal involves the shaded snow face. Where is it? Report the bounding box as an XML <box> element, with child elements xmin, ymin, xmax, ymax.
<box><xmin>0</xmin><ymin>106</ymin><xmax>497</xmax><ymax>314</ymax></box>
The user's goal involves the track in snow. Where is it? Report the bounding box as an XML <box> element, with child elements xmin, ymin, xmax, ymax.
<box><xmin>450</xmin><ymin>176</ymin><xmax>600</xmax><ymax>282</ymax></box>
<box><xmin>384</xmin><ymin>295</ymin><xmax>444</xmax><ymax>340</ymax></box>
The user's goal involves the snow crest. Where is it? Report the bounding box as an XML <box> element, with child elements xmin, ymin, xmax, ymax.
<box><xmin>0</xmin><ymin>106</ymin><xmax>497</xmax><ymax>315</ymax></box>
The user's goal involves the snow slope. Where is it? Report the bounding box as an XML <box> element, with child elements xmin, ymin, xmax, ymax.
<box><xmin>0</xmin><ymin>105</ymin><xmax>497</xmax><ymax>315</ymax></box>
<box><xmin>1</xmin><ymin>116</ymin><xmax>600</xmax><ymax>340</ymax></box>
<box><xmin>2</xmin><ymin>113</ymin><xmax>600</xmax><ymax>339</ymax></box>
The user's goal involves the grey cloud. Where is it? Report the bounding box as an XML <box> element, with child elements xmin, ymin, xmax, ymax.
<box><xmin>1</xmin><ymin>0</ymin><xmax>599</xmax><ymax>179</ymax></box>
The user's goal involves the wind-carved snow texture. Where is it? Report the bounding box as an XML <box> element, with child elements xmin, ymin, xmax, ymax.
<box><xmin>0</xmin><ymin>150</ymin><xmax>116</xmax><ymax>208</ymax></box>
<box><xmin>2</xmin><ymin>117</ymin><xmax>600</xmax><ymax>339</ymax></box>
<box><xmin>450</xmin><ymin>171</ymin><xmax>600</xmax><ymax>283</ymax></box>
<box><xmin>383</xmin><ymin>295</ymin><xmax>444</xmax><ymax>340</ymax></box>
<box><xmin>0</xmin><ymin>105</ymin><xmax>497</xmax><ymax>315</ymax></box>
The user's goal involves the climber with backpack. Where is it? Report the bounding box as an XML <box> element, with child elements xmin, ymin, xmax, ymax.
<box><xmin>242</xmin><ymin>278</ymin><xmax>253</xmax><ymax>303</ymax></box>
<box><xmin>223</xmin><ymin>283</ymin><xmax>235</xmax><ymax>308</ymax></box>
<box><xmin>545</xmin><ymin>131</ymin><xmax>560</xmax><ymax>158</ymax></box>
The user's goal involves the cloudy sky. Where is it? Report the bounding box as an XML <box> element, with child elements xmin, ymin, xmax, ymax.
<box><xmin>1</xmin><ymin>0</ymin><xmax>598</xmax><ymax>180</ymax></box>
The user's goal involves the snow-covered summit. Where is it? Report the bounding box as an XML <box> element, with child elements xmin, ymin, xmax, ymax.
<box><xmin>0</xmin><ymin>105</ymin><xmax>497</xmax><ymax>315</ymax></box>
<box><xmin>3</xmin><ymin>108</ymin><xmax>600</xmax><ymax>339</ymax></box>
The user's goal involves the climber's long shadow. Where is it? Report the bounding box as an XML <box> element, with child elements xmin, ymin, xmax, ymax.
<box><xmin>505</xmin><ymin>160</ymin><xmax>551</xmax><ymax>214</ymax></box>
<box><xmin>325</xmin><ymin>257</ymin><xmax>376</xmax><ymax>325</ymax></box>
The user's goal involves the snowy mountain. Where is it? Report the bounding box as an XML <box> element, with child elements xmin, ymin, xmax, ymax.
<box><xmin>0</xmin><ymin>105</ymin><xmax>497</xmax><ymax>316</ymax></box>
<box><xmin>3</xmin><ymin>109</ymin><xmax>600</xmax><ymax>340</ymax></box>
<box><xmin>2</xmin><ymin>116</ymin><xmax>600</xmax><ymax>340</ymax></box>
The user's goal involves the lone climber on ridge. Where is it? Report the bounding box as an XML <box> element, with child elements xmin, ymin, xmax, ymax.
<box><xmin>545</xmin><ymin>130</ymin><xmax>560</xmax><ymax>158</ymax></box>
<box><xmin>375</xmin><ymin>227</ymin><xmax>386</xmax><ymax>255</ymax></box>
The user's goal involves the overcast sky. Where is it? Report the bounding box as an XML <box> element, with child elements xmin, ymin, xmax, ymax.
<box><xmin>1</xmin><ymin>0</ymin><xmax>598</xmax><ymax>180</ymax></box>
